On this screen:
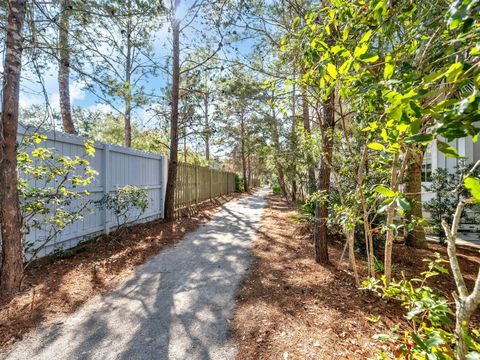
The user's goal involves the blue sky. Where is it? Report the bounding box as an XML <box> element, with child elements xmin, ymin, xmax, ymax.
<box><xmin>18</xmin><ymin>0</ymin><xmax>257</xmax><ymax>127</ymax></box>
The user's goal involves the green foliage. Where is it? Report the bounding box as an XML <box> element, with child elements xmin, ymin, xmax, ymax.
<box><xmin>424</xmin><ymin>164</ymin><xmax>480</xmax><ymax>243</ymax></box>
<box><xmin>18</xmin><ymin>133</ymin><xmax>97</xmax><ymax>260</ymax></box>
<box><xmin>234</xmin><ymin>173</ymin><xmax>245</xmax><ymax>192</ymax></box>
<box><xmin>362</xmin><ymin>253</ymin><xmax>480</xmax><ymax>359</ymax></box>
<box><xmin>272</xmin><ymin>182</ymin><xmax>282</xmax><ymax>195</ymax></box>
<box><xmin>97</xmin><ymin>185</ymin><xmax>149</xmax><ymax>230</ymax></box>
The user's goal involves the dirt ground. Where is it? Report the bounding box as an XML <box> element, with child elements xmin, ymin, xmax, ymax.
<box><xmin>0</xmin><ymin>192</ymin><xmax>247</xmax><ymax>351</ymax></box>
<box><xmin>232</xmin><ymin>194</ymin><xmax>480</xmax><ymax>360</ymax></box>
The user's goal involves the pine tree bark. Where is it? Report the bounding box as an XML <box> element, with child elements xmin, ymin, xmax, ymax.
<box><xmin>240</xmin><ymin>113</ymin><xmax>249</xmax><ymax>192</ymax></box>
<box><xmin>58</xmin><ymin>0</ymin><xmax>77</xmax><ymax>134</ymax></box>
<box><xmin>314</xmin><ymin>92</ymin><xmax>335</xmax><ymax>264</ymax></box>
<box><xmin>124</xmin><ymin>6</ymin><xmax>133</xmax><ymax>147</ymax></box>
<box><xmin>163</xmin><ymin>11</ymin><xmax>180</xmax><ymax>221</ymax></box>
<box><xmin>0</xmin><ymin>0</ymin><xmax>27</xmax><ymax>292</ymax></box>
<box><xmin>270</xmin><ymin>92</ymin><xmax>288</xmax><ymax>197</ymax></box>
<box><xmin>203</xmin><ymin>91</ymin><xmax>210</xmax><ymax>161</ymax></box>
<box><xmin>405</xmin><ymin>147</ymin><xmax>428</xmax><ymax>248</ymax></box>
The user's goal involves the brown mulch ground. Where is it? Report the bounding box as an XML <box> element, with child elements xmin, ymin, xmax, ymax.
<box><xmin>0</xmin><ymin>192</ymin><xmax>248</xmax><ymax>351</ymax></box>
<box><xmin>232</xmin><ymin>194</ymin><xmax>480</xmax><ymax>360</ymax></box>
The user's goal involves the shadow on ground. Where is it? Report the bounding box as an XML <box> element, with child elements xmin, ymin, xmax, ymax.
<box><xmin>2</xmin><ymin>190</ymin><xmax>268</xmax><ymax>360</ymax></box>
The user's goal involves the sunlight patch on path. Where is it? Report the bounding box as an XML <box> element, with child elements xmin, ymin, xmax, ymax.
<box><xmin>1</xmin><ymin>188</ymin><xmax>269</xmax><ymax>360</ymax></box>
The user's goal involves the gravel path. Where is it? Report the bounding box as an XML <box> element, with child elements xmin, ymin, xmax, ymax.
<box><xmin>2</xmin><ymin>188</ymin><xmax>268</xmax><ymax>360</ymax></box>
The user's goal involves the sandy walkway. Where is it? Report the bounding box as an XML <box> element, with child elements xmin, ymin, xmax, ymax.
<box><xmin>1</xmin><ymin>189</ymin><xmax>268</xmax><ymax>360</ymax></box>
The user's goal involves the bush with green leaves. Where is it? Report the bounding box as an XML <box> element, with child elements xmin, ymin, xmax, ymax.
<box><xmin>18</xmin><ymin>133</ymin><xmax>97</xmax><ymax>262</ymax></box>
<box><xmin>424</xmin><ymin>164</ymin><xmax>480</xmax><ymax>244</ymax></box>
<box><xmin>362</xmin><ymin>253</ymin><xmax>480</xmax><ymax>359</ymax></box>
<box><xmin>235</xmin><ymin>173</ymin><xmax>245</xmax><ymax>192</ymax></box>
<box><xmin>97</xmin><ymin>185</ymin><xmax>149</xmax><ymax>231</ymax></box>
<box><xmin>272</xmin><ymin>182</ymin><xmax>282</xmax><ymax>195</ymax></box>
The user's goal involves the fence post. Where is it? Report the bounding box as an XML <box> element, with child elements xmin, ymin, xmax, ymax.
<box><xmin>103</xmin><ymin>144</ymin><xmax>111</xmax><ymax>234</ymax></box>
<box><xmin>195</xmin><ymin>165</ymin><xmax>198</xmax><ymax>204</ymax></box>
<box><xmin>159</xmin><ymin>156</ymin><xmax>164</xmax><ymax>217</ymax></box>
<box><xmin>209</xmin><ymin>169</ymin><xmax>212</xmax><ymax>200</ymax></box>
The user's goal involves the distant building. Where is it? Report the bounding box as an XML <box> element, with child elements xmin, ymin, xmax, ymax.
<box><xmin>422</xmin><ymin>136</ymin><xmax>480</xmax><ymax>231</ymax></box>
<box><xmin>422</xmin><ymin>136</ymin><xmax>480</xmax><ymax>185</ymax></box>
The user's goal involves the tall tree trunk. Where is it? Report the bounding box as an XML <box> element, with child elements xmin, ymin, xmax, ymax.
<box><xmin>405</xmin><ymin>146</ymin><xmax>428</xmax><ymax>248</ymax></box>
<box><xmin>290</xmin><ymin>82</ymin><xmax>297</xmax><ymax>202</ymax></box>
<box><xmin>0</xmin><ymin>0</ymin><xmax>27</xmax><ymax>292</ymax></box>
<box><xmin>163</xmin><ymin>10</ymin><xmax>180</xmax><ymax>221</ymax></box>
<box><xmin>270</xmin><ymin>92</ymin><xmax>288</xmax><ymax>197</ymax></box>
<box><xmin>124</xmin><ymin>11</ymin><xmax>132</xmax><ymax>147</ymax></box>
<box><xmin>58</xmin><ymin>0</ymin><xmax>76</xmax><ymax>134</ymax></box>
<box><xmin>247</xmin><ymin>153</ymin><xmax>252</xmax><ymax>188</ymax></box>
<box><xmin>314</xmin><ymin>92</ymin><xmax>335</xmax><ymax>264</ymax></box>
<box><xmin>240</xmin><ymin>113</ymin><xmax>249</xmax><ymax>193</ymax></box>
<box><xmin>204</xmin><ymin>92</ymin><xmax>210</xmax><ymax>161</ymax></box>
<box><xmin>384</xmin><ymin>152</ymin><xmax>400</xmax><ymax>284</ymax></box>
<box><xmin>301</xmin><ymin>80</ymin><xmax>315</xmax><ymax>194</ymax></box>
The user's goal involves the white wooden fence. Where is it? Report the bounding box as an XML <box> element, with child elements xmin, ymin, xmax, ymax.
<box><xmin>18</xmin><ymin>124</ymin><xmax>168</xmax><ymax>258</ymax></box>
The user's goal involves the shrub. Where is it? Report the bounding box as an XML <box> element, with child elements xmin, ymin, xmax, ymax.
<box><xmin>235</xmin><ymin>173</ymin><xmax>245</xmax><ymax>192</ymax></box>
<box><xmin>362</xmin><ymin>253</ymin><xmax>480</xmax><ymax>359</ymax></box>
<box><xmin>18</xmin><ymin>133</ymin><xmax>97</xmax><ymax>262</ymax></box>
<box><xmin>424</xmin><ymin>164</ymin><xmax>480</xmax><ymax>244</ymax></box>
<box><xmin>97</xmin><ymin>185</ymin><xmax>149</xmax><ymax>231</ymax></box>
<box><xmin>272</xmin><ymin>183</ymin><xmax>282</xmax><ymax>195</ymax></box>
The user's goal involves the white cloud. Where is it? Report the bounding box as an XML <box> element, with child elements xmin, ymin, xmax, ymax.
<box><xmin>20</xmin><ymin>78</ymin><xmax>86</xmax><ymax>112</ymax></box>
<box><xmin>87</xmin><ymin>103</ymin><xmax>114</xmax><ymax>114</ymax></box>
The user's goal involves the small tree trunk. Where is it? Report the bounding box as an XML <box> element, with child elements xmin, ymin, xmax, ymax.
<box><xmin>204</xmin><ymin>92</ymin><xmax>210</xmax><ymax>161</ymax></box>
<box><xmin>290</xmin><ymin>82</ymin><xmax>298</xmax><ymax>202</ymax></box>
<box><xmin>58</xmin><ymin>0</ymin><xmax>77</xmax><ymax>135</ymax></box>
<box><xmin>0</xmin><ymin>0</ymin><xmax>27</xmax><ymax>292</ymax></box>
<box><xmin>124</xmin><ymin>12</ymin><xmax>133</xmax><ymax>147</ymax></box>
<box><xmin>384</xmin><ymin>152</ymin><xmax>400</xmax><ymax>284</ymax></box>
<box><xmin>269</xmin><ymin>91</ymin><xmax>288</xmax><ymax>197</ymax></box>
<box><xmin>240</xmin><ymin>114</ymin><xmax>249</xmax><ymax>193</ymax></box>
<box><xmin>301</xmin><ymin>73</ymin><xmax>315</xmax><ymax>195</ymax></box>
<box><xmin>405</xmin><ymin>147</ymin><xmax>428</xmax><ymax>248</ymax></box>
<box><xmin>347</xmin><ymin>228</ymin><xmax>359</xmax><ymax>285</ymax></box>
<box><xmin>247</xmin><ymin>152</ymin><xmax>252</xmax><ymax>189</ymax></box>
<box><xmin>441</xmin><ymin>196</ymin><xmax>480</xmax><ymax>360</ymax></box>
<box><xmin>163</xmin><ymin>13</ymin><xmax>180</xmax><ymax>221</ymax></box>
<box><xmin>314</xmin><ymin>92</ymin><xmax>335</xmax><ymax>264</ymax></box>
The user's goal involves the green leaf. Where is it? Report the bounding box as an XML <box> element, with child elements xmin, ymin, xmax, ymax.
<box><xmin>384</xmin><ymin>63</ymin><xmax>394</xmax><ymax>80</ymax></box>
<box><xmin>367</xmin><ymin>143</ymin><xmax>385</xmax><ymax>151</ymax></box>
<box><xmin>425</xmin><ymin>331</ymin><xmax>444</xmax><ymax>348</ymax></box>
<box><xmin>412</xmin><ymin>333</ymin><xmax>428</xmax><ymax>351</ymax></box>
<box><xmin>339</xmin><ymin>59</ymin><xmax>353</xmax><ymax>75</ymax></box>
<box><xmin>378</xmin><ymin>198</ymin><xmax>394</xmax><ymax>213</ymax></box>
<box><xmin>445</xmin><ymin>63</ymin><xmax>463</xmax><ymax>82</ymax></box>
<box><xmin>358</xmin><ymin>53</ymin><xmax>379</xmax><ymax>63</ymax></box>
<box><xmin>405</xmin><ymin>134</ymin><xmax>434</xmax><ymax>144</ymax></box>
<box><xmin>292</xmin><ymin>16</ymin><xmax>300</xmax><ymax>30</ymax></box>
<box><xmin>354</xmin><ymin>43</ymin><xmax>368</xmax><ymax>58</ymax></box>
<box><xmin>375</xmin><ymin>185</ymin><xmax>396</xmax><ymax>197</ymax></box>
<box><xmin>396</xmin><ymin>197</ymin><xmax>411</xmax><ymax>212</ymax></box>
<box><xmin>326</xmin><ymin>63</ymin><xmax>337</xmax><ymax>80</ymax></box>
<box><xmin>360</xmin><ymin>30</ymin><xmax>373</xmax><ymax>43</ymax></box>
<box><xmin>437</xmin><ymin>140</ymin><xmax>461</xmax><ymax>158</ymax></box>
<box><xmin>465</xmin><ymin>177</ymin><xmax>480</xmax><ymax>201</ymax></box>
<box><xmin>424</xmin><ymin>70</ymin><xmax>445</xmax><ymax>83</ymax></box>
